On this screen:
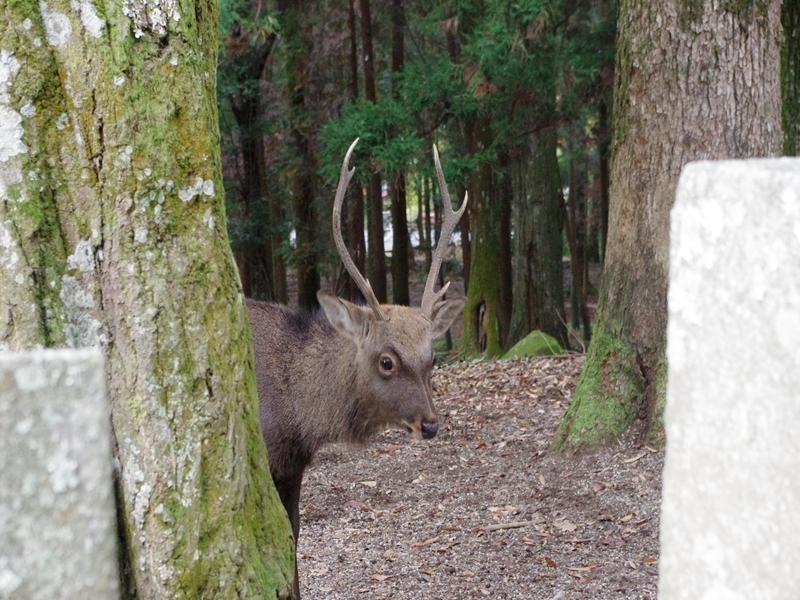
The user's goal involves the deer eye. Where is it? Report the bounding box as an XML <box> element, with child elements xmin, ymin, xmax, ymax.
<box><xmin>379</xmin><ymin>355</ymin><xmax>394</xmax><ymax>372</ymax></box>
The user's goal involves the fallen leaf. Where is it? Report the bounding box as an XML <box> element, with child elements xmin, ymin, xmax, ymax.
<box><xmin>620</xmin><ymin>513</ymin><xmax>634</xmax><ymax>523</ymax></box>
<box><xmin>569</xmin><ymin>563</ymin><xmax>599</xmax><ymax>572</ymax></box>
<box><xmin>545</xmin><ymin>557</ymin><xmax>556</xmax><ymax>568</ymax></box>
<box><xmin>370</xmin><ymin>574</ymin><xmax>391</xmax><ymax>582</ymax></box>
<box><xmin>643</xmin><ymin>557</ymin><xmax>658</xmax><ymax>564</ymax></box>
<box><xmin>419</xmin><ymin>565</ymin><xmax>436</xmax><ymax>575</ymax></box>
<box><xmin>412</xmin><ymin>536</ymin><xmax>440</xmax><ymax>547</ymax></box>
<box><xmin>310</xmin><ymin>565</ymin><xmax>329</xmax><ymax>577</ymax></box>
<box><xmin>360</xmin><ymin>480</ymin><xmax>377</xmax><ymax>488</ymax></box>
<box><xmin>555</xmin><ymin>520</ymin><xmax>577</xmax><ymax>532</ymax></box>
<box><xmin>622</xmin><ymin>452</ymin><xmax>646</xmax><ymax>464</ymax></box>
<box><xmin>379</xmin><ymin>444</ymin><xmax>404</xmax><ymax>453</ymax></box>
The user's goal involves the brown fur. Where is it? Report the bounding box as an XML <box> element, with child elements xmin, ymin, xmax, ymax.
<box><xmin>248</xmin><ymin>292</ymin><xmax>464</xmax><ymax>598</ymax></box>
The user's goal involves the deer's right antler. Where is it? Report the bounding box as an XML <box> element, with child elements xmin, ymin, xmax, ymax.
<box><xmin>333</xmin><ymin>138</ymin><xmax>387</xmax><ymax>322</ymax></box>
<box><xmin>420</xmin><ymin>145</ymin><xmax>468</xmax><ymax>319</ymax></box>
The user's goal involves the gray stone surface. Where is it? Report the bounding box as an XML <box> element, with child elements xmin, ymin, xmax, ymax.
<box><xmin>0</xmin><ymin>349</ymin><xmax>119</xmax><ymax>599</ymax></box>
<box><xmin>661</xmin><ymin>158</ymin><xmax>800</xmax><ymax>600</ymax></box>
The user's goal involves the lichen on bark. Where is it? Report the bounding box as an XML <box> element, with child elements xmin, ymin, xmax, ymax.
<box><xmin>1</xmin><ymin>0</ymin><xmax>296</xmax><ymax>597</ymax></box>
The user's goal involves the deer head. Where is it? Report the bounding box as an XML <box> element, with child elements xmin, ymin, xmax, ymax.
<box><xmin>316</xmin><ymin>138</ymin><xmax>468</xmax><ymax>439</ymax></box>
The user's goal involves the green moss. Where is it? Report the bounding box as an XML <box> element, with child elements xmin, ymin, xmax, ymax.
<box><xmin>648</xmin><ymin>355</ymin><xmax>668</xmax><ymax>447</ymax></box>
<box><xmin>677</xmin><ymin>0</ymin><xmax>704</xmax><ymax>30</ymax></box>
<box><xmin>550</xmin><ymin>315</ymin><xmax>644</xmax><ymax>452</ymax></box>
<box><xmin>501</xmin><ymin>330</ymin><xmax>562</xmax><ymax>359</ymax></box>
<box><xmin>125</xmin><ymin>395</ymin><xmax>148</xmax><ymax>428</ymax></box>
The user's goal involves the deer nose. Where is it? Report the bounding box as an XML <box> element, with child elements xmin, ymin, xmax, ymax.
<box><xmin>420</xmin><ymin>419</ymin><xmax>439</xmax><ymax>439</ymax></box>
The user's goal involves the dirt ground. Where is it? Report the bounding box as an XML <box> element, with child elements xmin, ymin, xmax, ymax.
<box><xmin>296</xmin><ymin>355</ymin><xmax>663</xmax><ymax>600</ymax></box>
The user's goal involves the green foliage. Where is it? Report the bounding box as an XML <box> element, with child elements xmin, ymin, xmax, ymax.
<box><xmin>319</xmin><ymin>99</ymin><xmax>424</xmax><ymax>184</ymax></box>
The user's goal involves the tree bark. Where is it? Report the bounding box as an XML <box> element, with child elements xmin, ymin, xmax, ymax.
<box><xmin>784</xmin><ymin>0</ymin><xmax>800</xmax><ymax>156</ymax></box>
<box><xmin>509</xmin><ymin>127</ymin><xmax>568</xmax><ymax>349</ymax></box>
<box><xmin>0</xmin><ymin>0</ymin><xmax>295</xmax><ymax>597</ymax></box>
<box><xmin>553</xmin><ymin>0</ymin><xmax>783</xmax><ymax>451</ymax></box>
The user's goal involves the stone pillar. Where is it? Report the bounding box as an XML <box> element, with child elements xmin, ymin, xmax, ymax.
<box><xmin>0</xmin><ymin>349</ymin><xmax>119</xmax><ymax>599</ymax></box>
<box><xmin>661</xmin><ymin>158</ymin><xmax>800</xmax><ymax>599</ymax></box>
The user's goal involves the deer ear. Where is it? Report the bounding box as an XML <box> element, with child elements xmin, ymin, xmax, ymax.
<box><xmin>429</xmin><ymin>296</ymin><xmax>466</xmax><ymax>339</ymax></box>
<box><xmin>317</xmin><ymin>291</ymin><xmax>370</xmax><ymax>344</ymax></box>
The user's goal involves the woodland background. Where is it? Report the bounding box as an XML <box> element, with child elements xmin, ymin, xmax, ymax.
<box><xmin>0</xmin><ymin>0</ymin><xmax>797</xmax><ymax>597</ymax></box>
<box><xmin>217</xmin><ymin>0</ymin><xmax>616</xmax><ymax>359</ymax></box>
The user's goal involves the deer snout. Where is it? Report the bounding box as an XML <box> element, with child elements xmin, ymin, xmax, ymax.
<box><xmin>420</xmin><ymin>418</ymin><xmax>439</xmax><ymax>439</ymax></box>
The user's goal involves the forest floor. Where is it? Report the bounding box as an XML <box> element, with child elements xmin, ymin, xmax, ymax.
<box><xmin>297</xmin><ymin>355</ymin><xmax>664</xmax><ymax>600</ymax></box>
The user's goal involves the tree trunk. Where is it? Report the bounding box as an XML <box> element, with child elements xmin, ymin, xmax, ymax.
<box><xmin>335</xmin><ymin>0</ymin><xmax>367</xmax><ymax>304</ymax></box>
<box><xmin>390</xmin><ymin>173</ymin><xmax>410</xmax><ymax>305</ymax></box>
<box><xmin>564</xmin><ymin>155</ymin><xmax>591</xmax><ymax>344</ymax></box>
<box><xmin>390</xmin><ymin>0</ymin><xmax>410</xmax><ymax>305</ymax></box>
<box><xmin>281</xmin><ymin>0</ymin><xmax>320</xmax><ymax>310</ymax></box>
<box><xmin>509</xmin><ymin>127</ymin><xmax>568</xmax><ymax>349</ymax></box>
<box><xmin>597</xmin><ymin>97</ymin><xmax>611</xmax><ymax>267</ymax></box>
<box><xmin>553</xmin><ymin>0</ymin><xmax>783</xmax><ymax>451</ymax></box>
<box><xmin>462</xmin><ymin>116</ymin><xmax>510</xmax><ymax>357</ymax></box>
<box><xmin>784</xmin><ymin>0</ymin><xmax>800</xmax><ymax>156</ymax></box>
<box><xmin>0</xmin><ymin>1</ymin><xmax>295</xmax><ymax>597</ymax></box>
<box><xmin>359</xmin><ymin>0</ymin><xmax>387</xmax><ymax>303</ymax></box>
<box><xmin>423</xmin><ymin>173</ymin><xmax>433</xmax><ymax>270</ymax></box>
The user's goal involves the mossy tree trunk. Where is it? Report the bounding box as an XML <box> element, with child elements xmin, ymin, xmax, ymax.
<box><xmin>553</xmin><ymin>0</ymin><xmax>783</xmax><ymax>451</ymax></box>
<box><xmin>0</xmin><ymin>1</ymin><xmax>295</xmax><ymax>597</ymax></box>
<box><xmin>462</xmin><ymin>116</ymin><xmax>511</xmax><ymax>358</ymax></box>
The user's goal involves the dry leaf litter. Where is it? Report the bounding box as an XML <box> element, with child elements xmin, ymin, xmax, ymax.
<box><xmin>297</xmin><ymin>355</ymin><xmax>662</xmax><ymax>599</ymax></box>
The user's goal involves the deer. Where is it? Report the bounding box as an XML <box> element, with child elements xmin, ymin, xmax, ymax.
<box><xmin>247</xmin><ymin>139</ymin><xmax>467</xmax><ymax>598</ymax></box>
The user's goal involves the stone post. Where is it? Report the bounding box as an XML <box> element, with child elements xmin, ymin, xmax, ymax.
<box><xmin>661</xmin><ymin>158</ymin><xmax>800</xmax><ymax>599</ymax></box>
<box><xmin>0</xmin><ymin>349</ymin><xmax>119</xmax><ymax>599</ymax></box>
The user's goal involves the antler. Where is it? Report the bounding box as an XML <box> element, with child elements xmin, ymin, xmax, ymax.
<box><xmin>420</xmin><ymin>145</ymin><xmax>469</xmax><ymax>319</ymax></box>
<box><xmin>333</xmin><ymin>138</ymin><xmax>387</xmax><ymax>322</ymax></box>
